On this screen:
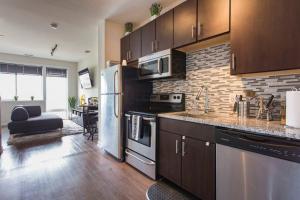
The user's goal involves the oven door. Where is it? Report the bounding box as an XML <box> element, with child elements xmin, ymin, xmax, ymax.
<box><xmin>138</xmin><ymin>55</ymin><xmax>171</xmax><ymax>80</ymax></box>
<box><xmin>125</xmin><ymin>114</ymin><xmax>156</xmax><ymax>161</ymax></box>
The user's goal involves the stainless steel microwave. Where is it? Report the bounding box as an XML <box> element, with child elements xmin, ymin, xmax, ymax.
<box><xmin>138</xmin><ymin>49</ymin><xmax>186</xmax><ymax>80</ymax></box>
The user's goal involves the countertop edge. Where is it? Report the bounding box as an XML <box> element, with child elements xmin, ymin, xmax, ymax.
<box><xmin>158</xmin><ymin>113</ymin><xmax>300</xmax><ymax>141</ymax></box>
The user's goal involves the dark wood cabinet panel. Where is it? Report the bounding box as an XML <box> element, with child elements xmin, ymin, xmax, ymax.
<box><xmin>174</xmin><ymin>0</ymin><xmax>197</xmax><ymax>48</ymax></box>
<box><xmin>141</xmin><ymin>21</ymin><xmax>156</xmax><ymax>57</ymax></box>
<box><xmin>182</xmin><ymin>137</ymin><xmax>216</xmax><ymax>200</ymax></box>
<box><xmin>156</xmin><ymin>10</ymin><xmax>174</xmax><ymax>51</ymax></box>
<box><xmin>198</xmin><ymin>0</ymin><xmax>230</xmax><ymax>41</ymax></box>
<box><xmin>158</xmin><ymin>130</ymin><xmax>182</xmax><ymax>186</ymax></box>
<box><xmin>129</xmin><ymin>29</ymin><xmax>141</xmax><ymax>62</ymax></box>
<box><xmin>121</xmin><ymin>35</ymin><xmax>130</xmax><ymax>61</ymax></box>
<box><xmin>231</xmin><ymin>0</ymin><xmax>300</xmax><ymax>74</ymax></box>
<box><xmin>159</xmin><ymin>118</ymin><xmax>215</xmax><ymax>142</ymax></box>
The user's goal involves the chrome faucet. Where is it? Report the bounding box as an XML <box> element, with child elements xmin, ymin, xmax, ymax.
<box><xmin>195</xmin><ymin>86</ymin><xmax>209</xmax><ymax>113</ymax></box>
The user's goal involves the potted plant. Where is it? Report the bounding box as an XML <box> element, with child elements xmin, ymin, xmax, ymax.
<box><xmin>68</xmin><ymin>96</ymin><xmax>77</xmax><ymax>119</ymax></box>
<box><xmin>124</xmin><ymin>22</ymin><xmax>133</xmax><ymax>36</ymax></box>
<box><xmin>31</xmin><ymin>96</ymin><xmax>34</xmax><ymax>101</ymax></box>
<box><xmin>14</xmin><ymin>96</ymin><xmax>18</xmax><ymax>101</ymax></box>
<box><xmin>150</xmin><ymin>3</ymin><xmax>163</xmax><ymax>20</ymax></box>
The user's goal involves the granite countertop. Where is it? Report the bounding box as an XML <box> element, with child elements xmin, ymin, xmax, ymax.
<box><xmin>158</xmin><ymin>112</ymin><xmax>300</xmax><ymax>141</ymax></box>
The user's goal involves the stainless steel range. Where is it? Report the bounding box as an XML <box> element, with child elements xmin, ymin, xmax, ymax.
<box><xmin>125</xmin><ymin>93</ymin><xmax>185</xmax><ymax>180</ymax></box>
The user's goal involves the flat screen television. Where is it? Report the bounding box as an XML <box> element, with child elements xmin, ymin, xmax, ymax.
<box><xmin>79</xmin><ymin>68</ymin><xmax>92</xmax><ymax>89</ymax></box>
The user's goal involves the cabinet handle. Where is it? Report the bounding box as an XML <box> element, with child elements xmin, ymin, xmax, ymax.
<box><xmin>205</xmin><ymin>142</ymin><xmax>210</xmax><ymax>147</ymax></box>
<box><xmin>231</xmin><ymin>53</ymin><xmax>236</xmax><ymax>71</ymax></box>
<box><xmin>192</xmin><ymin>25</ymin><xmax>196</xmax><ymax>39</ymax></box>
<box><xmin>182</xmin><ymin>136</ymin><xmax>186</xmax><ymax>156</ymax></box>
<box><xmin>175</xmin><ymin>140</ymin><xmax>179</xmax><ymax>154</ymax></box>
<box><xmin>155</xmin><ymin>40</ymin><xmax>159</xmax><ymax>51</ymax></box>
<box><xmin>126</xmin><ymin>51</ymin><xmax>129</xmax><ymax>60</ymax></box>
<box><xmin>151</xmin><ymin>41</ymin><xmax>155</xmax><ymax>52</ymax></box>
<box><xmin>129</xmin><ymin>50</ymin><xmax>132</xmax><ymax>60</ymax></box>
<box><xmin>198</xmin><ymin>23</ymin><xmax>203</xmax><ymax>37</ymax></box>
<box><xmin>182</xmin><ymin>141</ymin><xmax>186</xmax><ymax>156</ymax></box>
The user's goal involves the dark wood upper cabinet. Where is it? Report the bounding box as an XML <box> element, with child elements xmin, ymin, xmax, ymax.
<box><xmin>181</xmin><ymin>137</ymin><xmax>216</xmax><ymax>200</ymax></box>
<box><xmin>158</xmin><ymin>130</ymin><xmax>182</xmax><ymax>186</ymax></box>
<box><xmin>120</xmin><ymin>29</ymin><xmax>141</xmax><ymax>63</ymax></box>
<box><xmin>141</xmin><ymin>21</ymin><xmax>156</xmax><ymax>57</ymax></box>
<box><xmin>197</xmin><ymin>0</ymin><xmax>230</xmax><ymax>41</ymax></box>
<box><xmin>173</xmin><ymin>0</ymin><xmax>197</xmax><ymax>48</ymax></box>
<box><xmin>121</xmin><ymin>35</ymin><xmax>130</xmax><ymax>62</ymax></box>
<box><xmin>155</xmin><ymin>10</ymin><xmax>174</xmax><ymax>51</ymax></box>
<box><xmin>231</xmin><ymin>0</ymin><xmax>300</xmax><ymax>74</ymax></box>
<box><xmin>129</xmin><ymin>29</ymin><xmax>141</xmax><ymax>62</ymax></box>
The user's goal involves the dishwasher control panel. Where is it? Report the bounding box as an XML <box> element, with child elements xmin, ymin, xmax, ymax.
<box><xmin>216</xmin><ymin>128</ymin><xmax>300</xmax><ymax>163</ymax></box>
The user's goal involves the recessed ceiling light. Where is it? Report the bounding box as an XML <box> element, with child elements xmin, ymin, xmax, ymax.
<box><xmin>85</xmin><ymin>50</ymin><xmax>91</xmax><ymax>54</ymax></box>
<box><xmin>50</xmin><ymin>22</ymin><xmax>59</xmax><ymax>29</ymax></box>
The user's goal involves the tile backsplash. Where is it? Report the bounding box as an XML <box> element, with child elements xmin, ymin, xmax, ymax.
<box><xmin>153</xmin><ymin>43</ymin><xmax>300</xmax><ymax>119</ymax></box>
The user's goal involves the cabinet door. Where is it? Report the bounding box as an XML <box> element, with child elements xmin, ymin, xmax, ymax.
<box><xmin>174</xmin><ymin>0</ymin><xmax>197</xmax><ymax>48</ymax></box>
<box><xmin>231</xmin><ymin>0</ymin><xmax>300</xmax><ymax>74</ymax></box>
<box><xmin>156</xmin><ymin>10</ymin><xmax>174</xmax><ymax>51</ymax></box>
<box><xmin>158</xmin><ymin>130</ymin><xmax>182</xmax><ymax>186</ymax></box>
<box><xmin>182</xmin><ymin>137</ymin><xmax>216</xmax><ymax>200</ymax></box>
<box><xmin>129</xmin><ymin>29</ymin><xmax>141</xmax><ymax>62</ymax></box>
<box><xmin>121</xmin><ymin>35</ymin><xmax>130</xmax><ymax>62</ymax></box>
<box><xmin>141</xmin><ymin>21</ymin><xmax>156</xmax><ymax>57</ymax></box>
<box><xmin>198</xmin><ymin>0</ymin><xmax>230</xmax><ymax>40</ymax></box>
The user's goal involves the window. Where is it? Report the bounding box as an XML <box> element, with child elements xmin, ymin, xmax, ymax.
<box><xmin>17</xmin><ymin>74</ymin><xmax>43</xmax><ymax>100</ymax></box>
<box><xmin>0</xmin><ymin>62</ymin><xmax>43</xmax><ymax>100</ymax></box>
<box><xmin>46</xmin><ymin>67</ymin><xmax>68</xmax><ymax>112</ymax></box>
<box><xmin>0</xmin><ymin>73</ymin><xmax>16</xmax><ymax>100</ymax></box>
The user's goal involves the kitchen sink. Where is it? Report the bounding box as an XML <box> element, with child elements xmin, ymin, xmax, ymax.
<box><xmin>173</xmin><ymin>112</ymin><xmax>217</xmax><ymax>119</ymax></box>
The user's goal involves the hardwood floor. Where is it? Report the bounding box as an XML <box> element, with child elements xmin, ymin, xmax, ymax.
<box><xmin>0</xmin><ymin>129</ymin><xmax>154</xmax><ymax>200</ymax></box>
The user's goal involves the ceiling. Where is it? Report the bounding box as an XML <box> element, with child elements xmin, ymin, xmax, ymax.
<box><xmin>0</xmin><ymin>0</ymin><xmax>177</xmax><ymax>62</ymax></box>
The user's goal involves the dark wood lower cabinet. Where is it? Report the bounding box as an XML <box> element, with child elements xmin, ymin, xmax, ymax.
<box><xmin>158</xmin><ymin>118</ymin><xmax>216</xmax><ymax>200</ymax></box>
<box><xmin>182</xmin><ymin>137</ymin><xmax>216</xmax><ymax>200</ymax></box>
<box><xmin>158</xmin><ymin>130</ymin><xmax>182</xmax><ymax>186</ymax></box>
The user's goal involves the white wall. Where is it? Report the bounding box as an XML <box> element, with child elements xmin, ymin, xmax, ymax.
<box><xmin>77</xmin><ymin>51</ymin><xmax>99</xmax><ymax>100</ymax></box>
<box><xmin>0</xmin><ymin>53</ymin><xmax>78</xmax><ymax>125</ymax></box>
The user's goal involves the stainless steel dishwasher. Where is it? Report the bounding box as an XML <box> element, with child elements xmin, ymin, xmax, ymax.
<box><xmin>216</xmin><ymin>128</ymin><xmax>300</xmax><ymax>200</ymax></box>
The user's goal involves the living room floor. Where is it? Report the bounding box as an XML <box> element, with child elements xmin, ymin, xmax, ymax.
<box><xmin>0</xmin><ymin>129</ymin><xmax>154</xmax><ymax>200</ymax></box>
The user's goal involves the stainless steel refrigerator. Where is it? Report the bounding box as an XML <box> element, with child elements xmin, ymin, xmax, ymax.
<box><xmin>100</xmin><ymin>64</ymin><xmax>152</xmax><ymax>160</ymax></box>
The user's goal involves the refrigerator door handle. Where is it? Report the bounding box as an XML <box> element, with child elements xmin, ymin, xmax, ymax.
<box><xmin>114</xmin><ymin>70</ymin><xmax>119</xmax><ymax>118</ymax></box>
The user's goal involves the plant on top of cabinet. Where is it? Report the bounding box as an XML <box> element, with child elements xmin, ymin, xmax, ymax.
<box><xmin>124</xmin><ymin>22</ymin><xmax>133</xmax><ymax>36</ymax></box>
<box><xmin>150</xmin><ymin>3</ymin><xmax>163</xmax><ymax>20</ymax></box>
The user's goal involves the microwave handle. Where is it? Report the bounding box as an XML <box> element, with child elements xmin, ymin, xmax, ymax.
<box><xmin>158</xmin><ymin>58</ymin><xmax>162</xmax><ymax>74</ymax></box>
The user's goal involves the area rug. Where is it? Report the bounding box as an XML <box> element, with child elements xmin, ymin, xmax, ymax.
<box><xmin>7</xmin><ymin>120</ymin><xmax>83</xmax><ymax>145</ymax></box>
<box><xmin>62</xmin><ymin>120</ymin><xmax>83</xmax><ymax>136</ymax></box>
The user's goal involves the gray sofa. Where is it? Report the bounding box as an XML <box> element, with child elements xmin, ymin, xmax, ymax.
<box><xmin>8</xmin><ymin>106</ymin><xmax>63</xmax><ymax>135</ymax></box>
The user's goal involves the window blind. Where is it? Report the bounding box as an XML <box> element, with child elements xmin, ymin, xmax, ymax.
<box><xmin>46</xmin><ymin>67</ymin><xmax>67</xmax><ymax>78</ymax></box>
<box><xmin>0</xmin><ymin>62</ymin><xmax>42</xmax><ymax>75</ymax></box>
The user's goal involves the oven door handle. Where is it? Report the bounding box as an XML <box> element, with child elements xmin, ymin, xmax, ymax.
<box><xmin>142</xmin><ymin>117</ymin><xmax>156</xmax><ymax>122</ymax></box>
<box><xmin>125</xmin><ymin>150</ymin><xmax>155</xmax><ymax>165</ymax></box>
